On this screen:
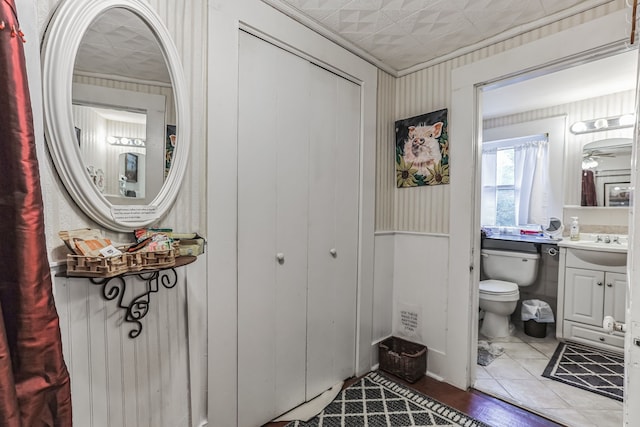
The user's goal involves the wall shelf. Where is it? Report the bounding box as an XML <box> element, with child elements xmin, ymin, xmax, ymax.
<box><xmin>60</xmin><ymin>255</ymin><xmax>196</xmax><ymax>338</ymax></box>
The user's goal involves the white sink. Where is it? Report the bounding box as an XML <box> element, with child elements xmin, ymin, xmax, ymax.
<box><xmin>557</xmin><ymin>234</ymin><xmax>628</xmax><ymax>254</ymax></box>
<box><xmin>558</xmin><ymin>234</ymin><xmax>628</xmax><ymax>266</ymax></box>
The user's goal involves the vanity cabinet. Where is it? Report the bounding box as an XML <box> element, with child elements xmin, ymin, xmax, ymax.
<box><xmin>557</xmin><ymin>246</ymin><xmax>626</xmax><ymax>351</ymax></box>
<box><xmin>564</xmin><ymin>268</ymin><xmax>626</xmax><ymax>327</ymax></box>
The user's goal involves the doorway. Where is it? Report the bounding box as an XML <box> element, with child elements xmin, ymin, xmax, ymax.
<box><xmin>471</xmin><ymin>36</ymin><xmax>635</xmax><ymax>427</ymax></box>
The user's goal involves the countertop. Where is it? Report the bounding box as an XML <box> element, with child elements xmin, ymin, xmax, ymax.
<box><xmin>482</xmin><ymin>233</ymin><xmax>560</xmax><ymax>245</ymax></box>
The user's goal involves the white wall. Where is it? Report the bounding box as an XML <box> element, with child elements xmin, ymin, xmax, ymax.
<box><xmin>392</xmin><ymin>233</ymin><xmax>449</xmax><ymax>379</ymax></box>
<box><xmin>372</xmin><ymin>233</ymin><xmax>395</xmax><ymax>351</ymax></box>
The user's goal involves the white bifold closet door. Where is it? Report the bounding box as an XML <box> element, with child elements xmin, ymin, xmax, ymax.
<box><xmin>237</xmin><ymin>31</ymin><xmax>360</xmax><ymax>427</ymax></box>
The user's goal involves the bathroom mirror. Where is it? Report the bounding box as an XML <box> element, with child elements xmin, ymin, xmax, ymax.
<box><xmin>42</xmin><ymin>0</ymin><xmax>190</xmax><ymax>231</ymax></box>
<box><xmin>484</xmin><ymin>48</ymin><xmax>637</xmax><ymax>210</ymax></box>
<box><xmin>581</xmin><ymin>138</ymin><xmax>632</xmax><ymax>207</ymax></box>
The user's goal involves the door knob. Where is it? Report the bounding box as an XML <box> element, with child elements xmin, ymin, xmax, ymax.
<box><xmin>329</xmin><ymin>248</ymin><xmax>337</xmax><ymax>258</ymax></box>
<box><xmin>597</xmin><ymin>281</ymin><xmax>603</xmax><ymax>286</ymax></box>
<box><xmin>276</xmin><ymin>253</ymin><xmax>285</xmax><ymax>264</ymax></box>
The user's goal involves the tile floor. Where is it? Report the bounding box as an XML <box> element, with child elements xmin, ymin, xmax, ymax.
<box><xmin>475</xmin><ymin>323</ymin><xmax>623</xmax><ymax>427</ymax></box>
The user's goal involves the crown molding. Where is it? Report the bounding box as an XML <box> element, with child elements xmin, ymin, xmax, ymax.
<box><xmin>261</xmin><ymin>0</ymin><xmax>397</xmax><ymax>76</ymax></box>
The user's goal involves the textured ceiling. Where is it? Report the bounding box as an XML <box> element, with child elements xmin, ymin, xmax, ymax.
<box><xmin>74</xmin><ymin>1</ymin><xmax>615</xmax><ymax>85</ymax></box>
<box><xmin>74</xmin><ymin>8</ymin><xmax>171</xmax><ymax>85</ymax></box>
<box><xmin>272</xmin><ymin>0</ymin><xmax>610</xmax><ymax>73</ymax></box>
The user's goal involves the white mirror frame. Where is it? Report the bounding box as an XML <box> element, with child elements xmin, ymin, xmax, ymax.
<box><xmin>41</xmin><ymin>0</ymin><xmax>190</xmax><ymax>232</ymax></box>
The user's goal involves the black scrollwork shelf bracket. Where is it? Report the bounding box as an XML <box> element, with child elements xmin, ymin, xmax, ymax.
<box><xmin>90</xmin><ymin>269</ymin><xmax>178</xmax><ymax>339</ymax></box>
<box><xmin>62</xmin><ymin>255</ymin><xmax>196</xmax><ymax>339</ymax></box>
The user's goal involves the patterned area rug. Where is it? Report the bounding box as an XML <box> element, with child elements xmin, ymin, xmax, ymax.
<box><xmin>285</xmin><ymin>371</ymin><xmax>489</xmax><ymax>427</ymax></box>
<box><xmin>542</xmin><ymin>341</ymin><xmax>624</xmax><ymax>401</ymax></box>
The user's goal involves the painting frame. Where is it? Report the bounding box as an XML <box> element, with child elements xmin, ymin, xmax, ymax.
<box><xmin>124</xmin><ymin>152</ymin><xmax>139</xmax><ymax>183</ymax></box>
<box><xmin>75</xmin><ymin>126</ymin><xmax>81</xmax><ymax>147</ymax></box>
<box><xmin>604</xmin><ymin>182</ymin><xmax>631</xmax><ymax>207</ymax></box>
<box><xmin>165</xmin><ymin>124</ymin><xmax>176</xmax><ymax>179</ymax></box>
<box><xmin>395</xmin><ymin>108</ymin><xmax>449</xmax><ymax>188</ymax></box>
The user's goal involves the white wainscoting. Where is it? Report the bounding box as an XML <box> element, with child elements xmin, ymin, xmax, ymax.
<box><xmin>392</xmin><ymin>232</ymin><xmax>449</xmax><ymax>380</ymax></box>
<box><xmin>52</xmin><ymin>257</ymin><xmax>207</xmax><ymax>427</ymax></box>
<box><xmin>371</xmin><ymin>233</ymin><xmax>395</xmax><ymax>366</ymax></box>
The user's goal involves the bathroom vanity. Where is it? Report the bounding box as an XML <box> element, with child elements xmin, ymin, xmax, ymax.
<box><xmin>556</xmin><ymin>234</ymin><xmax>627</xmax><ymax>352</ymax></box>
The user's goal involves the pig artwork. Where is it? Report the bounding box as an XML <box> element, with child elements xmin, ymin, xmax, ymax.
<box><xmin>395</xmin><ymin>109</ymin><xmax>449</xmax><ymax>188</ymax></box>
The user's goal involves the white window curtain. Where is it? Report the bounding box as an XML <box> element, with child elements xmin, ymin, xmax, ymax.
<box><xmin>482</xmin><ymin>135</ymin><xmax>549</xmax><ymax>227</ymax></box>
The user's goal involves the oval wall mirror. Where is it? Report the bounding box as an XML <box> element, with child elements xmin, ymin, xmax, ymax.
<box><xmin>42</xmin><ymin>0</ymin><xmax>190</xmax><ymax>231</ymax></box>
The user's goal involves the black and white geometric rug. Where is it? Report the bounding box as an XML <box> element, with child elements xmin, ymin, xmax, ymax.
<box><xmin>285</xmin><ymin>371</ymin><xmax>490</xmax><ymax>427</ymax></box>
<box><xmin>542</xmin><ymin>341</ymin><xmax>624</xmax><ymax>401</ymax></box>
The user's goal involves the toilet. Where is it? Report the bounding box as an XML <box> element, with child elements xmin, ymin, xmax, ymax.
<box><xmin>479</xmin><ymin>249</ymin><xmax>540</xmax><ymax>338</ymax></box>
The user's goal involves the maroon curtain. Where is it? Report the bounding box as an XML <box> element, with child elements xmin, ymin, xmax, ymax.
<box><xmin>0</xmin><ymin>1</ymin><xmax>72</xmax><ymax>426</ymax></box>
<box><xmin>581</xmin><ymin>170</ymin><xmax>597</xmax><ymax>206</ymax></box>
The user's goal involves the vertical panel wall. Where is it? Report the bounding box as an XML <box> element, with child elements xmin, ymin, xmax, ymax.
<box><xmin>31</xmin><ymin>0</ymin><xmax>208</xmax><ymax>426</ymax></box>
<box><xmin>380</xmin><ymin>0</ymin><xmax>625</xmax><ymax>234</ymax></box>
<box><xmin>376</xmin><ymin>71</ymin><xmax>396</xmax><ymax>231</ymax></box>
<box><xmin>51</xmin><ymin>262</ymin><xmax>206</xmax><ymax>427</ymax></box>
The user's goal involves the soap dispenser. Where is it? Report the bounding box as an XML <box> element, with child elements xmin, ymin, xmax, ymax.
<box><xmin>569</xmin><ymin>216</ymin><xmax>580</xmax><ymax>241</ymax></box>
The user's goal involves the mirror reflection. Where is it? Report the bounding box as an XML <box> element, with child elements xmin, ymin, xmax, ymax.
<box><xmin>72</xmin><ymin>7</ymin><xmax>176</xmax><ymax>205</ymax></box>
<box><xmin>581</xmin><ymin>138</ymin><xmax>632</xmax><ymax>207</ymax></box>
<box><xmin>482</xmin><ymin>48</ymin><xmax>637</xmax><ymax>222</ymax></box>
<box><xmin>73</xmin><ymin>105</ymin><xmax>147</xmax><ymax>199</ymax></box>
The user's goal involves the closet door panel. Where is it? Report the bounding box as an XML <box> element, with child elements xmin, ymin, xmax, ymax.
<box><xmin>306</xmin><ymin>65</ymin><xmax>359</xmax><ymax>399</ymax></box>
<box><xmin>238</xmin><ymin>32</ymin><xmax>278</xmax><ymax>427</ymax></box>
<box><xmin>332</xmin><ymin>77</ymin><xmax>361</xmax><ymax>381</ymax></box>
<box><xmin>237</xmin><ymin>32</ymin><xmax>309</xmax><ymax>426</ymax></box>
<box><xmin>272</xmin><ymin>44</ymin><xmax>311</xmax><ymax>419</ymax></box>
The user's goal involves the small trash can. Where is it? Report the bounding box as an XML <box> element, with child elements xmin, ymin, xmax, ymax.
<box><xmin>521</xmin><ymin>299</ymin><xmax>555</xmax><ymax>338</ymax></box>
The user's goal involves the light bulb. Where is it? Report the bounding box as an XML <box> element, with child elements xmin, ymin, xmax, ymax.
<box><xmin>570</xmin><ymin>121</ymin><xmax>587</xmax><ymax>133</ymax></box>
<box><xmin>619</xmin><ymin>114</ymin><xmax>635</xmax><ymax>126</ymax></box>
<box><xmin>594</xmin><ymin>118</ymin><xmax>609</xmax><ymax>129</ymax></box>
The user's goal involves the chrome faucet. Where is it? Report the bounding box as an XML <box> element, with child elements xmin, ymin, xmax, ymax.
<box><xmin>595</xmin><ymin>235</ymin><xmax>603</xmax><ymax>243</ymax></box>
<box><xmin>612</xmin><ymin>235</ymin><xmax>620</xmax><ymax>244</ymax></box>
<box><xmin>603</xmin><ymin>235</ymin><xmax>611</xmax><ymax>244</ymax></box>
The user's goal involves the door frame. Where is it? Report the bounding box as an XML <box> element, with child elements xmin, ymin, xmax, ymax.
<box><xmin>448</xmin><ymin>8</ymin><xmax>633</xmax><ymax>391</ymax></box>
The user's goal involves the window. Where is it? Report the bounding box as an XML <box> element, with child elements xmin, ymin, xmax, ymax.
<box><xmin>494</xmin><ymin>148</ymin><xmax>515</xmax><ymax>226</ymax></box>
<box><xmin>481</xmin><ymin>135</ymin><xmax>549</xmax><ymax>227</ymax></box>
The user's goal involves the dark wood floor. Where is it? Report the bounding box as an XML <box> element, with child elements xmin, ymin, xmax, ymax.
<box><xmin>263</xmin><ymin>372</ymin><xmax>565</xmax><ymax>427</ymax></box>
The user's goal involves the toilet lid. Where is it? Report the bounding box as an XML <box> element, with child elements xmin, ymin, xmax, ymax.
<box><xmin>479</xmin><ymin>279</ymin><xmax>519</xmax><ymax>295</ymax></box>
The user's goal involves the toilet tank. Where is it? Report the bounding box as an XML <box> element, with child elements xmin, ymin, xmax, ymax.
<box><xmin>481</xmin><ymin>249</ymin><xmax>540</xmax><ymax>287</ymax></box>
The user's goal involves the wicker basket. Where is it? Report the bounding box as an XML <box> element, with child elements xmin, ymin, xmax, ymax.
<box><xmin>378</xmin><ymin>336</ymin><xmax>427</xmax><ymax>383</ymax></box>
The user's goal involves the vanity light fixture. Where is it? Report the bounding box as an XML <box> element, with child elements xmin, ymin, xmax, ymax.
<box><xmin>107</xmin><ymin>136</ymin><xmax>146</xmax><ymax>147</ymax></box>
<box><xmin>570</xmin><ymin>114</ymin><xmax>635</xmax><ymax>135</ymax></box>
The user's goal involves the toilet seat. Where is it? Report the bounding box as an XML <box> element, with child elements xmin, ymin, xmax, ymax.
<box><xmin>479</xmin><ymin>279</ymin><xmax>519</xmax><ymax>302</ymax></box>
